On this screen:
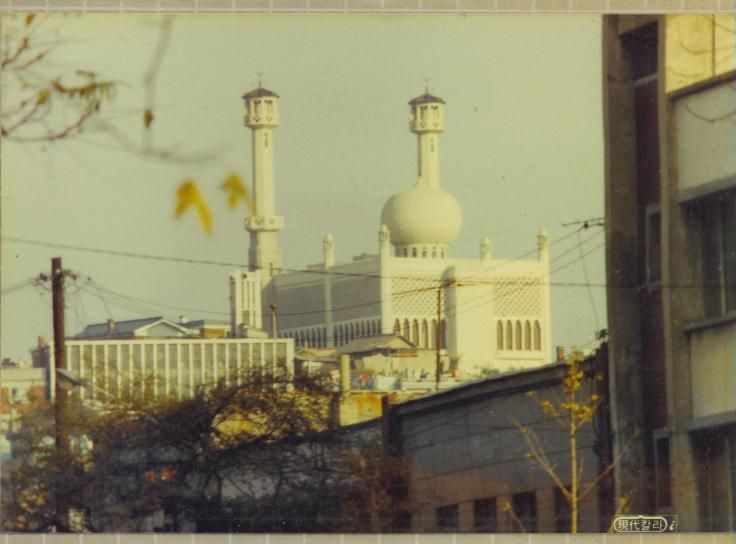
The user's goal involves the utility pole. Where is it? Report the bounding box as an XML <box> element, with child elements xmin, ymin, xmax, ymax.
<box><xmin>51</xmin><ymin>257</ymin><xmax>69</xmax><ymax>532</ymax></box>
<box><xmin>270</xmin><ymin>303</ymin><xmax>278</xmax><ymax>339</ymax></box>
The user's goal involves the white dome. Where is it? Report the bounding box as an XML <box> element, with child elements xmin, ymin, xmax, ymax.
<box><xmin>380</xmin><ymin>186</ymin><xmax>462</xmax><ymax>246</ymax></box>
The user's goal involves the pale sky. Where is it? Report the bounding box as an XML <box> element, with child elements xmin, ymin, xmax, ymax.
<box><xmin>1</xmin><ymin>13</ymin><xmax>605</xmax><ymax>361</ymax></box>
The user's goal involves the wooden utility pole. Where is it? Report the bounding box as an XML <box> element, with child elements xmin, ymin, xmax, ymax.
<box><xmin>51</xmin><ymin>257</ymin><xmax>69</xmax><ymax>532</ymax></box>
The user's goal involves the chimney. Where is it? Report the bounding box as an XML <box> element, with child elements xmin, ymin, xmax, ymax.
<box><xmin>107</xmin><ymin>319</ymin><xmax>116</xmax><ymax>336</ymax></box>
<box><xmin>339</xmin><ymin>354</ymin><xmax>351</xmax><ymax>393</ymax></box>
<box><xmin>556</xmin><ymin>345</ymin><xmax>565</xmax><ymax>363</ymax></box>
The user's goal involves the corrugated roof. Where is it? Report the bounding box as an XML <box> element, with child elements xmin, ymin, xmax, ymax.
<box><xmin>337</xmin><ymin>334</ymin><xmax>415</xmax><ymax>355</ymax></box>
<box><xmin>242</xmin><ymin>87</ymin><xmax>279</xmax><ymax>100</ymax></box>
<box><xmin>409</xmin><ymin>93</ymin><xmax>445</xmax><ymax>106</ymax></box>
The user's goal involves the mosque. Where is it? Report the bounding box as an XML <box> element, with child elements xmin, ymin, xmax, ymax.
<box><xmin>229</xmin><ymin>85</ymin><xmax>551</xmax><ymax>374</ymax></box>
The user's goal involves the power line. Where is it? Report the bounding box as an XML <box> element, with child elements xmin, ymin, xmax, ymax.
<box><xmin>576</xmin><ymin>229</ymin><xmax>600</xmax><ymax>332</ymax></box>
<box><xmin>1</xmin><ymin>227</ymin><xmax>585</xmax><ymax>285</ymax></box>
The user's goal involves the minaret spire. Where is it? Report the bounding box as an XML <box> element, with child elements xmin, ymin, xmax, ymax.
<box><xmin>242</xmin><ymin>84</ymin><xmax>284</xmax><ymax>285</ymax></box>
<box><xmin>409</xmin><ymin>87</ymin><xmax>445</xmax><ymax>190</ymax></box>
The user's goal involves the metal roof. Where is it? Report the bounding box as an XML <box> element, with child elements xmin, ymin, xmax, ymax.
<box><xmin>71</xmin><ymin>317</ymin><xmax>193</xmax><ymax>339</ymax></box>
<box><xmin>337</xmin><ymin>334</ymin><xmax>415</xmax><ymax>355</ymax></box>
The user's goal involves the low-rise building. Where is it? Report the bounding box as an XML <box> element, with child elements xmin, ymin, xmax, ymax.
<box><xmin>384</xmin><ymin>348</ymin><xmax>612</xmax><ymax>533</ymax></box>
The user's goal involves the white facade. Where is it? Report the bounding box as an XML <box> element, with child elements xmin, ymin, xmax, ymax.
<box><xmin>238</xmin><ymin>88</ymin><xmax>551</xmax><ymax>373</ymax></box>
<box><xmin>41</xmin><ymin>338</ymin><xmax>294</xmax><ymax>401</ymax></box>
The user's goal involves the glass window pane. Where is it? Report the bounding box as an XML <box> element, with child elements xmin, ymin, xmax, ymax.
<box><xmin>666</xmin><ymin>15</ymin><xmax>736</xmax><ymax>93</ymax></box>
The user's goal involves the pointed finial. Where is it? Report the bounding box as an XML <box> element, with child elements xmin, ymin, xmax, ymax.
<box><xmin>424</xmin><ymin>77</ymin><xmax>430</xmax><ymax>94</ymax></box>
<box><xmin>257</xmin><ymin>71</ymin><xmax>264</xmax><ymax>88</ymax></box>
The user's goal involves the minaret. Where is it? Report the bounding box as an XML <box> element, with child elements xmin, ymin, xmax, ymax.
<box><xmin>409</xmin><ymin>88</ymin><xmax>445</xmax><ymax>189</ymax></box>
<box><xmin>242</xmin><ymin>84</ymin><xmax>284</xmax><ymax>285</ymax></box>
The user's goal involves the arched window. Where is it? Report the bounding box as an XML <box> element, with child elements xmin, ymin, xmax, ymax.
<box><xmin>431</xmin><ymin>319</ymin><xmax>437</xmax><ymax>348</ymax></box>
<box><xmin>422</xmin><ymin>248</ymin><xmax>427</xmax><ymax>258</ymax></box>
<box><xmin>534</xmin><ymin>321</ymin><xmax>542</xmax><ymax>351</ymax></box>
<box><xmin>524</xmin><ymin>321</ymin><xmax>532</xmax><ymax>351</ymax></box>
<box><xmin>515</xmin><ymin>321</ymin><xmax>522</xmax><ymax>351</ymax></box>
<box><xmin>421</xmin><ymin>320</ymin><xmax>429</xmax><ymax>348</ymax></box>
<box><xmin>412</xmin><ymin>248</ymin><xmax>417</xmax><ymax>258</ymax></box>
<box><xmin>394</xmin><ymin>319</ymin><xmax>401</xmax><ymax>335</ymax></box>
<box><xmin>497</xmin><ymin>321</ymin><xmax>504</xmax><ymax>350</ymax></box>
<box><xmin>403</xmin><ymin>319</ymin><xmax>410</xmax><ymax>339</ymax></box>
<box><xmin>412</xmin><ymin>320</ymin><xmax>419</xmax><ymax>345</ymax></box>
<box><xmin>432</xmin><ymin>247</ymin><xmax>437</xmax><ymax>258</ymax></box>
<box><xmin>506</xmin><ymin>321</ymin><xmax>513</xmax><ymax>350</ymax></box>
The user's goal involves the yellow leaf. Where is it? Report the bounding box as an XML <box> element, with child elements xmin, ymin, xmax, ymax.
<box><xmin>25</xmin><ymin>14</ymin><xmax>35</xmax><ymax>26</ymax></box>
<box><xmin>175</xmin><ymin>180</ymin><xmax>212</xmax><ymax>233</ymax></box>
<box><xmin>221</xmin><ymin>173</ymin><xmax>254</xmax><ymax>214</ymax></box>
<box><xmin>36</xmin><ymin>89</ymin><xmax>50</xmax><ymax>105</ymax></box>
<box><xmin>143</xmin><ymin>109</ymin><xmax>154</xmax><ymax>129</ymax></box>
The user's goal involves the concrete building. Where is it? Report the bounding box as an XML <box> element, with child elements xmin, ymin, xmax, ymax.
<box><xmin>383</xmin><ymin>348</ymin><xmax>612</xmax><ymax>533</ymax></box>
<box><xmin>233</xmin><ymin>86</ymin><xmax>552</xmax><ymax>375</ymax></box>
<box><xmin>603</xmin><ymin>14</ymin><xmax>736</xmax><ymax>531</ymax></box>
<box><xmin>32</xmin><ymin>318</ymin><xmax>294</xmax><ymax>402</ymax></box>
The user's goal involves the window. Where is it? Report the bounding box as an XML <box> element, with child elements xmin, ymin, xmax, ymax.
<box><xmin>511</xmin><ymin>492</ymin><xmax>536</xmax><ymax>533</ymax></box>
<box><xmin>474</xmin><ymin>498</ymin><xmax>497</xmax><ymax>532</ymax></box>
<box><xmin>646</xmin><ymin>207</ymin><xmax>662</xmax><ymax>284</ymax></box>
<box><xmin>436</xmin><ymin>504</ymin><xmax>459</xmax><ymax>532</ymax></box>
<box><xmin>622</xmin><ymin>23</ymin><xmax>658</xmax><ymax>83</ymax></box>
<box><xmin>515</xmin><ymin>321</ymin><xmax>522</xmax><ymax>351</ymax></box>
<box><xmin>690</xmin><ymin>191</ymin><xmax>736</xmax><ymax>318</ymax></box>
<box><xmin>666</xmin><ymin>15</ymin><xmax>736</xmax><ymax>94</ymax></box>
<box><xmin>524</xmin><ymin>321</ymin><xmax>532</xmax><ymax>350</ymax></box>
<box><xmin>534</xmin><ymin>321</ymin><xmax>542</xmax><ymax>351</ymax></box>
<box><xmin>506</xmin><ymin>321</ymin><xmax>513</xmax><ymax>349</ymax></box>
<box><xmin>497</xmin><ymin>321</ymin><xmax>504</xmax><ymax>350</ymax></box>
<box><xmin>393</xmin><ymin>319</ymin><xmax>401</xmax><ymax>335</ymax></box>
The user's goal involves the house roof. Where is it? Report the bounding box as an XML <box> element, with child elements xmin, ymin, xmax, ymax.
<box><xmin>337</xmin><ymin>334</ymin><xmax>415</xmax><ymax>355</ymax></box>
<box><xmin>71</xmin><ymin>317</ymin><xmax>191</xmax><ymax>339</ymax></box>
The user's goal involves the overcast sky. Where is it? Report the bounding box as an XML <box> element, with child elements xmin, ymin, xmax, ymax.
<box><xmin>1</xmin><ymin>13</ymin><xmax>605</xmax><ymax>361</ymax></box>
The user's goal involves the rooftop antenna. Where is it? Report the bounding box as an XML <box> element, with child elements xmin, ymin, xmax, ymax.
<box><xmin>257</xmin><ymin>71</ymin><xmax>264</xmax><ymax>88</ymax></box>
<box><xmin>424</xmin><ymin>76</ymin><xmax>430</xmax><ymax>94</ymax></box>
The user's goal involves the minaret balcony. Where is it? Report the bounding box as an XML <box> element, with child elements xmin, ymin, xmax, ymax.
<box><xmin>245</xmin><ymin>215</ymin><xmax>285</xmax><ymax>232</ymax></box>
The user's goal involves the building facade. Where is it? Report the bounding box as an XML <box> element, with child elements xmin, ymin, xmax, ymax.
<box><xmin>34</xmin><ymin>317</ymin><xmax>294</xmax><ymax>402</ymax></box>
<box><xmin>603</xmin><ymin>14</ymin><xmax>736</xmax><ymax>531</ymax></box>
<box><xmin>383</xmin><ymin>348</ymin><xmax>612</xmax><ymax>533</ymax></box>
<box><xmin>233</xmin><ymin>87</ymin><xmax>552</xmax><ymax>375</ymax></box>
